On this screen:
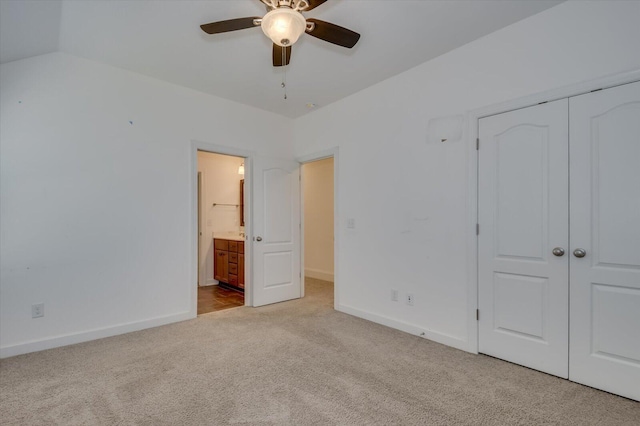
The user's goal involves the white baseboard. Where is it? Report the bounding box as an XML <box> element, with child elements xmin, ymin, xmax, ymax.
<box><xmin>337</xmin><ymin>304</ymin><xmax>470</xmax><ymax>353</ymax></box>
<box><xmin>0</xmin><ymin>311</ymin><xmax>194</xmax><ymax>359</ymax></box>
<box><xmin>305</xmin><ymin>268</ymin><xmax>334</xmax><ymax>282</ymax></box>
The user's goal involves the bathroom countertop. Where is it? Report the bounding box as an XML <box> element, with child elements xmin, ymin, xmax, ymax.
<box><xmin>213</xmin><ymin>233</ymin><xmax>245</xmax><ymax>242</ymax></box>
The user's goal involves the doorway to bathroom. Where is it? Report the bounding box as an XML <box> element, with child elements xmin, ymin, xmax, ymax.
<box><xmin>197</xmin><ymin>150</ymin><xmax>246</xmax><ymax>314</ymax></box>
<box><xmin>301</xmin><ymin>156</ymin><xmax>336</xmax><ymax>307</ymax></box>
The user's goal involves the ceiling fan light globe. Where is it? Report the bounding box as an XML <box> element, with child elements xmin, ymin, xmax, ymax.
<box><xmin>261</xmin><ymin>8</ymin><xmax>306</xmax><ymax>47</ymax></box>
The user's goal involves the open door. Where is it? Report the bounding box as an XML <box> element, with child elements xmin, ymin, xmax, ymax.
<box><xmin>197</xmin><ymin>171</ymin><xmax>203</xmax><ymax>286</ymax></box>
<box><xmin>252</xmin><ymin>156</ymin><xmax>301</xmax><ymax>306</ymax></box>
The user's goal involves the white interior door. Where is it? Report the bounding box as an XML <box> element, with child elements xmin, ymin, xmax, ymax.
<box><xmin>568</xmin><ymin>81</ymin><xmax>640</xmax><ymax>401</ymax></box>
<box><xmin>197</xmin><ymin>171</ymin><xmax>204</xmax><ymax>286</ymax></box>
<box><xmin>252</xmin><ymin>156</ymin><xmax>301</xmax><ymax>307</ymax></box>
<box><xmin>478</xmin><ymin>99</ymin><xmax>569</xmax><ymax>378</ymax></box>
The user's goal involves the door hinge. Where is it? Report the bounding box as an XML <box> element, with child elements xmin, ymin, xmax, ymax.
<box><xmin>476</xmin><ymin>138</ymin><xmax>479</xmax><ymax>150</ymax></box>
<box><xmin>476</xmin><ymin>223</ymin><xmax>479</xmax><ymax>235</ymax></box>
<box><xmin>476</xmin><ymin>309</ymin><xmax>479</xmax><ymax>321</ymax></box>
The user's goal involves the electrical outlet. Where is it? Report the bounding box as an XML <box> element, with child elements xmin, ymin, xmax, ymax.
<box><xmin>406</xmin><ymin>294</ymin><xmax>414</xmax><ymax>306</ymax></box>
<box><xmin>32</xmin><ymin>303</ymin><xmax>44</xmax><ymax>318</ymax></box>
<box><xmin>347</xmin><ymin>218</ymin><xmax>356</xmax><ymax>229</ymax></box>
<box><xmin>391</xmin><ymin>289</ymin><xmax>398</xmax><ymax>301</ymax></box>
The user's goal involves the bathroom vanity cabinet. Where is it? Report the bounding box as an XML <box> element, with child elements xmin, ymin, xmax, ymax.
<box><xmin>214</xmin><ymin>238</ymin><xmax>245</xmax><ymax>290</ymax></box>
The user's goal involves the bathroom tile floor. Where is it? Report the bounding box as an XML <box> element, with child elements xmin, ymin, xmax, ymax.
<box><xmin>197</xmin><ymin>285</ymin><xmax>244</xmax><ymax>315</ymax></box>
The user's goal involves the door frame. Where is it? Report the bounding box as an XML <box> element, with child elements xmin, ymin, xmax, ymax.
<box><xmin>467</xmin><ymin>69</ymin><xmax>640</xmax><ymax>354</ymax></box>
<box><xmin>197</xmin><ymin>171</ymin><xmax>204</xmax><ymax>286</ymax></box>
<box><xmin>296</xmin><ymin>147</ymin><xmax>340</xmax><ymax>309</ymax></box>
<box><xmin>190</xmin><ymin>140</ymin><xmax>254</xmax><ymax>316</ymax></box>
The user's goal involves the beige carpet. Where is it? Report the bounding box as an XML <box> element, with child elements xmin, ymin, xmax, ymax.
<box><xmin>1</xmin><ymin>278</ymin><xmax>638</xmax><ymax>425</ymax></box>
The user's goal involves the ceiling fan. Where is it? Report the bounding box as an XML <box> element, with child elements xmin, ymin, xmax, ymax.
<box><xmin>200</xmin><ymin>0</ymin><xmax>360</xmax><ymax>67</ymax></box>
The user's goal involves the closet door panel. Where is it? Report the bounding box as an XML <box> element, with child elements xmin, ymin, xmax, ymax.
<box><xmin>569</xmin><ymin>80</ymin><xmax>640</xmax><ymax>401</ymax></box>
<box><xmin>478</xmin><ymin>99</ymin><xmax>569</xmax><ymax>378</ymax></box>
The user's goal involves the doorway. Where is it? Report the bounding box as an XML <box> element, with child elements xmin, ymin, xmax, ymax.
<box><xmin>301</xmin><ymin>156</ymin><xmax>335</xmax><ymax>307</ymax></box>
<box><xmin>197</xmin><ymin>150</ymin><xmax>247</xmax><ymax>314</ymax></box>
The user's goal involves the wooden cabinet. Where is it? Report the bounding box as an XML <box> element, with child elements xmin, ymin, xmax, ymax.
<box><xmin>238</xmin><ymin>253</ymin><xmax>245</xmax><ymax>289</ymax></box>
<box><xmin>213</xmin><ymin>238</ymin><xmax>245</xmax><ymax>290</ymax></box>
<box><xmin>214</xmin><ymin>249</ymin><xmax>228</xmax><ymax>283</ymax></box>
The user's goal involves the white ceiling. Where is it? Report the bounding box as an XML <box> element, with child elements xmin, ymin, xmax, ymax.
<box><xmin>1</xmin><ymin>0</ymin><xmax>563</xmax><ymax>118</ymax></box>
<box><xmin>0</xmin><ymin>0</ymin><xmax>62</xmax><ymax>63</ymax></box>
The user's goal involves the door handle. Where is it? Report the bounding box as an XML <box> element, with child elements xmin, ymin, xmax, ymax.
<box><xmin>573</xmin><ymin>248</ymin><xmax>586</xmax><ymax>258</ymax></box>
<box><xmin>255</xmin><ymin>236</ymin><xmax>263</xmax><ymax>242</ymax></box>
<box><xmin>552</xmin><ymin>247</ymin><xmax>565</xmax><ymax>257</ymax></box>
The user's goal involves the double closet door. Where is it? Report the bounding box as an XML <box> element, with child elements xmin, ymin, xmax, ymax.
<box><xmin>478</xmin><ymin>81</ymin><xmax>640</xmax><ymax>401</ymax></box>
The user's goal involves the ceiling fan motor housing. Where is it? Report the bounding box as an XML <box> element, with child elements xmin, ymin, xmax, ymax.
<box><xmin>261</xmin><ymin>7</ymin><xmax>307</xmax><ymax>46</ymax></box>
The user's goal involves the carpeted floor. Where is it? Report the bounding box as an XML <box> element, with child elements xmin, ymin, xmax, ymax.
<box><xmin>1</xmin><ymin>278</ymin><xmax>638</xmax><ymax>425</ymax></box>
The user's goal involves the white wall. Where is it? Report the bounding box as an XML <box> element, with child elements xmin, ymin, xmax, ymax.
<box><xmin>197</xmin><ymin>151</ymin><xmax>244</xmax><ymax>286</ymax></box>
<box><xmin>293</xmin><ymin>1</ymin><xmax>640</xmax><ymax>351</ymax></box>
<box><xmin>0</xmin><ymin>52</ymin><xmax>292</xmax><ymax>357</ymax></box>
<box><xmin>303</xmin><ymin>157</ymin><xmax>334</xmax><ymax>282</ymax></box>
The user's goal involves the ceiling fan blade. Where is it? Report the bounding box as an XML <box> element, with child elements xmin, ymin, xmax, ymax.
<box><xmin>200</xmin><ymin>17</ymin><xmax>261</xmax><ymax>34</ymax></box>
<box><xmin>305</xmin><ymin>19</ymin><xmax>360</xmax><ymax>48</ymax></box>
<box><xmin>305</xmin><ymin>0</ymin><xmax>328</xmax><ymax>11</ymax></box>
<box><xmin>273</xmin><ymin>44</ymin><xmax>292</xmax><ymax>67</ymax></box>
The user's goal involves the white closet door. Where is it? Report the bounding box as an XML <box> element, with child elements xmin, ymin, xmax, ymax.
<box><xmin>569</xmin><ymin>81</ymin><xmax>640</xmax><ymax>401</ymax></box>
<box><xmin>478</xmin><ymin>99</ymin><xmax>569</xmax><ymax>378</ymax></box>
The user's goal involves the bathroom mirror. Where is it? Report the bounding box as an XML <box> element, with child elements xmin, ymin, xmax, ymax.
<box><xmin>240</xmin><ymin>179</ymin><xmax>244</xmax><ymax>227</ymax></box>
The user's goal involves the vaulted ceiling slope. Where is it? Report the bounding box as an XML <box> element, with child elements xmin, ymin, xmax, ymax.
<box><xmin>0</xmin><ymin>0</ymin><xmax>563</xmax><ymax>118</ymax></box>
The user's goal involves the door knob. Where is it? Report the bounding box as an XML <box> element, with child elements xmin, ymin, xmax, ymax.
<box><xmin>552</xmin><ymin>247</ymin><xmax>565</xmax><ymax>257</ymax></box>
<box><xmin>255</xmin><ymin>236</ymin><xmax>262</xmax><ymax>242</ymax></box>
<box><xmin>573</xmin><ymin>248</ymin><xmax>586</xmax><ymax>258</ymax></box>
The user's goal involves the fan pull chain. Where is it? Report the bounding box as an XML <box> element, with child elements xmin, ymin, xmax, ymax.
<box><xmin>281</xmin><ymin>46</ymin><xmax>288</xmax><ymax>100</ymax></box>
